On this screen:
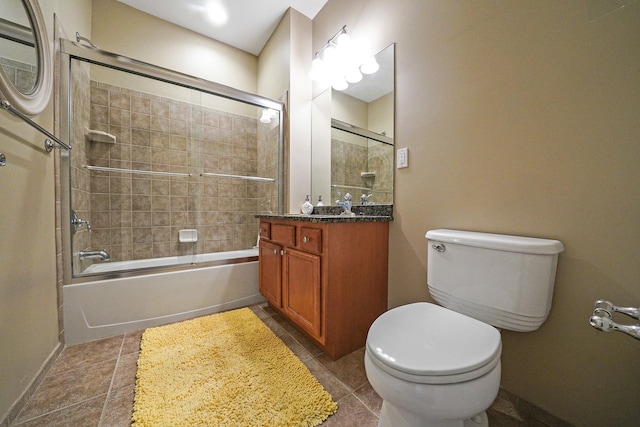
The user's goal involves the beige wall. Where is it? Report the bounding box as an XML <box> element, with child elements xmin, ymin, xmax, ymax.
<box><xmin>314</xmin><ymin>1</ymin><xmax>640</xmax><ymax>426</ymax></box>
<box><xmin>0</xmin><ymin>0</ymin><xmax>92</xmax><ymax>421</ymax></box>
<box><xmin>368</xmin><ymin>91</ymin><xmax>393</xmax><ymax>137</ymax></box>
<box><xmin>287</xmin><ymin>10</ymin><xmax>313</xmax><ymax>213</ymax></box>
<box><xmin>258</xmin><ymin>8</ymin><xmax>312</xmax><ymax>213</ymax></box>
<box><xmin>91</xmin><ymin>0</ymin><xmax>257</xmax><ymax>94</ymax></box>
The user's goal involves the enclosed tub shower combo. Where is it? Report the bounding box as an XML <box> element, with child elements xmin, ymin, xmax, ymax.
<box><xmin>58</xmin><ymin>37</ymin><xmax>284</xmax><ymax>344</ymax></box>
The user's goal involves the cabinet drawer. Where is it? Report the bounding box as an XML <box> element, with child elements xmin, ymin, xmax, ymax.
<box><xmin>271</xmin><ymin>224</ymin><xmax>296</xmax><ymax>246</ymax></box>
<box><xmin>259</xmin><ymin>222</ymin><xmax>271</xmax><ymax>239</ymax></box>
<box><xmin>299</xmin><ymin>227</ymin><xmax>322</xmax><ymax>253</ymax></box>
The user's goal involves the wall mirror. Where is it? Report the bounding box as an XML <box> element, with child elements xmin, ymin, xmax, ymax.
<box><xmin>0</xmin><ymin>0</ymin><xmax>52</xmax><ymax>115</ymax></box>
<box><xmin>311</xmin><ymin>43</ymin><xmax>394</xmax><ymax>207</ymax></box>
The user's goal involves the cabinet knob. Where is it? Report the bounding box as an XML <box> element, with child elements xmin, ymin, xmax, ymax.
<box><xmin>280</xmin><ymin>250</ymin><xmax>286</xmax><ymax>255</ymax></box>
<box><xmin>273</xmin><ymin>249</ymin><xmax>278</xmax><ymax>254</ymax></box>
<box><xmin>259</xmin><ymin>228</ymin><xmax>264</xmax><ymax>233</ymax></box>
<box><xmin>302</xmin><ymin>236</ymin><xmax>310</xmax><ymax>243</ymax></box>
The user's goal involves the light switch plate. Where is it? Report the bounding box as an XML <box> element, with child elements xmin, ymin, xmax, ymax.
<box><xmin>397</xmin><ymin>147</ymin><xmax>408</xmax><ymax>168</ymax></box>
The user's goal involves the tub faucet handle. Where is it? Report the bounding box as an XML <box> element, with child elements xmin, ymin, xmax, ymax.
<box><xmin>71</xmin><ymin>210</ymin><xmax>91</xmax><ymax>235</ymax></box>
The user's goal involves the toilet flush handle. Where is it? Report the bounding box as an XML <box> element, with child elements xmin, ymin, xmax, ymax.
<box><xmin>431</xmin><ymin>244</ymin><xmax>446</xmax><ymax>253</ymax></box>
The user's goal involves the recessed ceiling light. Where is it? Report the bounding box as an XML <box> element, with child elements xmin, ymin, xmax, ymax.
<box><xmin>207</xmin><ymin>2</ymin><xmax>228</xmax><ymax>25</ymax></box>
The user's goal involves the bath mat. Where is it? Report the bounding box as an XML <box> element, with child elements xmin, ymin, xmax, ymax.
<box><xmin>132</xmin><ymin>307</ymin><xmax>337</xmax><ymax>426</ymax></box>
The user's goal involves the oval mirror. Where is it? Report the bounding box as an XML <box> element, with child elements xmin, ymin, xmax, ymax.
<box><xmin>0</xmin><ymin>0</ymin><xmax>51</xmax><ymax>116</ymax></box>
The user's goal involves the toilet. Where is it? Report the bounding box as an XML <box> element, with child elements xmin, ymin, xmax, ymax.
<box><xmin>365</xmin><ymin>229</ymin><xmax>564</xmax><ymax>427</ymax></box>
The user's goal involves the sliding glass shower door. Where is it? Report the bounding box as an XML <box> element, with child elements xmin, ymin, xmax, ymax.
<box><xmin>65</xmin><ymin>51</ymin><xmax>281</xmax><ymax>278</ymax></box>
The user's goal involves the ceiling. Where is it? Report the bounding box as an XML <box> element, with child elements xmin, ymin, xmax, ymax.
<box><xmin>117</xmin><ymin>0</ymin><xmax>328</xmax><ymax>56</ymax></box>
<box><xmin>116</xmin><ymin>0</ymin><xmax>393</xmax><ymax>102</ymax></box>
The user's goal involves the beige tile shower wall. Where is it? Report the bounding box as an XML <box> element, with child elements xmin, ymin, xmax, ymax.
<box><xmin>331</xmin><ymin>137</ymin><xmax>368</xmax><ymax>202</ymax></box>
<box><xmin>367</xmin><ymin>142</ymin><xmax>393</xmax><ymax>205</ymax></box>
<box><xmin>331</xmin><ymin>137</ymin><xmax>393</xmax><ymax>205</ymax></box>
<box><xmin>0</xmin><ymin>58</ymin><xmax>37</xmax><ymax>94</ymax></box>
<box><xmin>84</xmin><ymin>80</ymin><xmax>263</xmax><ymax>262</ymax></box>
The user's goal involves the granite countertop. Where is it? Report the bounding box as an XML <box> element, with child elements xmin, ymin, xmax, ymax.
<box><xmin>255</xmin><ymin>205</ymin><xmax>393</xmax><ymax>223</ymax></box>
<box><xmin>255</xmin><ymin>214</ymin><xmax>392</xmax><ymax>223</ymax></box>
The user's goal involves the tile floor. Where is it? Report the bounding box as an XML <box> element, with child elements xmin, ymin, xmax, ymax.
<box><xmin>9</xmin><ymin>303</ymin><xmax>549</xmax><ymax>426</ymax></box>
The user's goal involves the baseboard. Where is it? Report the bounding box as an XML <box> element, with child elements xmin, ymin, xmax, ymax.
<box><xmin>1</xmin><ymin>343</ymin><xmax>63</xmax><ymax>426</ymax></box>
<box><xmin>490</xmin><ymin>387</ymin><xmax>574</xmax><ymax>427</ymax></box>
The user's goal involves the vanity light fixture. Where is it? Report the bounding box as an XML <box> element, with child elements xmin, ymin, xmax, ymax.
<box><xmin>308</xmin><ymin>26</ymin><xmax>379</xmax><ymax>91</ymax></box>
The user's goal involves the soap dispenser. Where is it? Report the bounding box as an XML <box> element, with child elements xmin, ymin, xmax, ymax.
<box><xmin>301</xmin><ymin>195</ymin><xmax>314</xmax><ymax>215</ymax></box>
<box><xmin>316</xmin><ymin>195</ymin><xmax>324</xmax><ymax>207</ymax></box>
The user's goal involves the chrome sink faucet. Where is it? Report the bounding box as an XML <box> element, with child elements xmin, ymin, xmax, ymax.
<box><xmin>336</xmin><ymin>192</ymin><xmax>355</xmax><ymax>217</ymax></box>
<box><xmin>360</xmin><ymin>193</ymin><xmax>373</xmax><ymax>205</ymax></box>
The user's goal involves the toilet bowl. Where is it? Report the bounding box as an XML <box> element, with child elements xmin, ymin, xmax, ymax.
<box><xmin>365</xmin><ymin>229</ymin><xmax>564</xmax><ymax>427</ymax></box>
<box><xmin>365</xmin><ymin>303</ymin><xmax>501</xmax><ymax>427</ymax></box>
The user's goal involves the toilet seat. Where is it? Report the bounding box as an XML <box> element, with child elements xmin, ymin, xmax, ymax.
<box><xmin>366</xmin><ymin>302</ymin><xmax>502</xmax><ymax>384</ymax></box>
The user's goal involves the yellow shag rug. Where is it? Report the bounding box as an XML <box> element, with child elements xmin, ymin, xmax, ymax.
<box><xmin>132</xmin><ymin>307</ymin><xmax>338</xmax><ymax>426</ymax></box>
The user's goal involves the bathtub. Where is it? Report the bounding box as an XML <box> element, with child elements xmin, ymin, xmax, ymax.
<box><xmin>63</xmin><ymin>249</ymin><xmax>264</xmax><ymax>344</ymax></box>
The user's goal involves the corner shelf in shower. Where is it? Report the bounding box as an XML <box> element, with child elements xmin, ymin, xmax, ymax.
<box><xmin>84</xmin><ymin>127</ymin><xmax>116</xmax><ymax>144</ymax></box>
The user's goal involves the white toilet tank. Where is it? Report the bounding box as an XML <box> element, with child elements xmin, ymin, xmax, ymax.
<box><xmin>425</xmin><ymin>229</ymin><xmax>564</xmax><ymax>332</ymax></box>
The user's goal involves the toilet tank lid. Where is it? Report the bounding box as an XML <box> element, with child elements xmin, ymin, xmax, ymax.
<box><xmin>426</xmin><ymin>229</ymin><xmax>564</xmax><ymax>255</ymax></box>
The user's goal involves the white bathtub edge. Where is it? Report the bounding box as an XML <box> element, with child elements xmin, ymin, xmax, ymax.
<box><xmin>63</xmin><ymin>261</ymin><xmax>264</xmax><ymax>345</ymax></box>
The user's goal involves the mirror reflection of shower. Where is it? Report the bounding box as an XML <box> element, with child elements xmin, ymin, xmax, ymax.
<box><xmin>330</xmin><ymin>119</ymin><xmax>393</xmax><ymax>205</ymax></box>
<box><xmin>0</xmin><ymin>0</ymin><xmax>38</xmax><ymax>94</ymax></box>
<box><xmin>65</xmin><ymin>56</ymin><xmax>282</xmax><ymax>278</ymax></box>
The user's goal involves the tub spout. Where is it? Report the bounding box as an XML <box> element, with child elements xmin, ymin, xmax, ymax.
<box><xmin>79</xmin><ymin>250</ymin><xmax>111</xmax><ymax>262</ymax></box>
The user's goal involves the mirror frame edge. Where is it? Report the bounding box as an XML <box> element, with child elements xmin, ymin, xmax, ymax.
<box><xmin>0</xmin><ymin>0</ymin><xmax>52</xmax><ymax>116</ymax></box>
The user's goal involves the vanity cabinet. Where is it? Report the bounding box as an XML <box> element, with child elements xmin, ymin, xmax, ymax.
<box><xmin>258</xmin><ymin>217</ymin><xmax>389</xmax><ymax>360</ymax></box>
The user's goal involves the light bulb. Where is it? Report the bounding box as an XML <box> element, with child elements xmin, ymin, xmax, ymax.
<box><xmin>267</xmin><ymin>109</ymin><xmax>279</xmax><ymax>120</ymax></box>
<box><xmin>345</xmin><ymin>67</ymin><xmax>363</xmax><ymax>83</ymax></box>
<box><xmin>308</xmin><ymin>57</ymin><xmax>325</xmax><ymax>81</ymax></box>
<box><xmin>259</xmin><ymin>109</ymin><xmax>271</xmax><ymax>123</ymax></box>
<box><xmin>322</xmin><ymin>45</ymin><xmax>337</xmax><ymax>62</ymax></box>
<box><xmin>349</xmin><ymin>39</ymin><xmax>368</xmax><ymax>65</ymax></box>
<box><xmin>332</xmin><ymin>77</ymin><xmax>348</xmax><ymax>91</ymax></box>
<box><xmin>336</xmin><ymin>32</ymin><xmax>351</xmax><ymax>46</ymax></box>
<box><xmin>360</xmin><ymin>56</ymin><xmax>379</xmax><ymax>74</ymax></box>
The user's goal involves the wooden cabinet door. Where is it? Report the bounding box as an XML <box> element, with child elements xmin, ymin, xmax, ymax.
<box><xmin>259</xmin><ymin>240</ymin><xmax>282</xmax><ymax>308</ymax></box>
<box><xmin>282</xmin><ymin>248</ymin><xmax>322</xmax><ymax>340</ymax></box>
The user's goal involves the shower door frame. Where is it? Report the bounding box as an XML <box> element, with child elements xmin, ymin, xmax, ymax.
<box><xmin>59</xmin><ymin>38</ymin><xmax>285</xmax><ymax>284</ymax></box>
